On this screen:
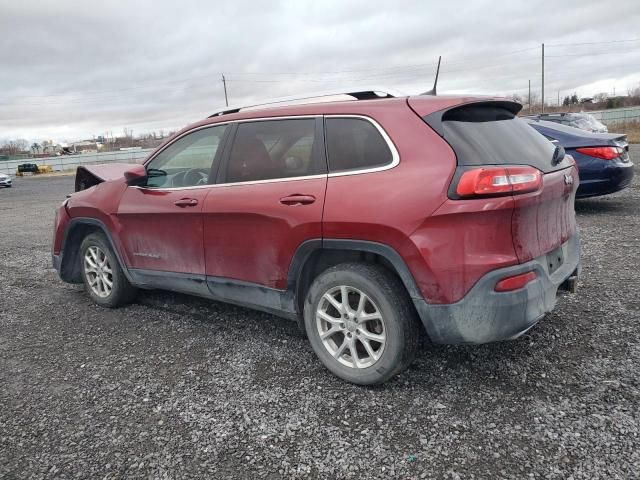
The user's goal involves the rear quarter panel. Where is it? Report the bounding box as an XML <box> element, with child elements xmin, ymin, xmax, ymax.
<box><xmin>322</xmin><ymin>102</ymin><xmax>459</xmax><ymax>302</ymax></box>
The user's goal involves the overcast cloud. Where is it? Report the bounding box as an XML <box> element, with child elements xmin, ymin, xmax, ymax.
<box><xmin>1</xmin><ymin>0</ymin><xmax>639</xmax><ymax>142</ymax></box>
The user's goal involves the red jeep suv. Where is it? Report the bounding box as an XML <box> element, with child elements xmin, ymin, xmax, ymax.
<box><xmin>52</xmin><ymin>90</ymin><xmax>580</xmax><ymax>384</ymax></box>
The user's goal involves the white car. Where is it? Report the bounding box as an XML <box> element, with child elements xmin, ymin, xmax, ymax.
<box><xmin>0</xmin><ymin>173</ymin><xmax>12</xmax><ymax>188</ymax></box>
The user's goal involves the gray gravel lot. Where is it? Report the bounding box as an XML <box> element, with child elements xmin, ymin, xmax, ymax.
<box><xmin>1</xmin><ymin>149</ymin><xmax>639</xmax><ymax>479</ymax></box>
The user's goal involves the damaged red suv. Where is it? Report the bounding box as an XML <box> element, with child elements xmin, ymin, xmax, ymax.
<box><xmin>52</xmin><ymin>90</ymin><xmax>580</xmax><ymax>384</ymax></box>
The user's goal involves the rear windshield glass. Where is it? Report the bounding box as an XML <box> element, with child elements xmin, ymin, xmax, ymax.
<box><xmin>437</xmin><ymin>105</ymin><xmax>568</xmax><ymax>173</ymax></box>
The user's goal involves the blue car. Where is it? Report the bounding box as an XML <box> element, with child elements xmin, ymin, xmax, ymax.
<box><xmin>525</xmin><ymin>119</ymin><xmax>634</xmax><ymax>198</ymax></box>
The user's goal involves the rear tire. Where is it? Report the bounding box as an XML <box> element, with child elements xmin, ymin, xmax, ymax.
<box><xmin>80</xmin><ymin>233</ymin><xmax>137</xmax><ymax>308</ymax></box>
<box><xmin>303</xmin><ymin>263</ymin><xmax>422</xmax><ymax>385</ymax></box>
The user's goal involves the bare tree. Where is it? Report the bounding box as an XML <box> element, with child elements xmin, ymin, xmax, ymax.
<box><xmin>0</xmin><ymin>139</ymin><xmax>28</xmax><ymax>155</ymax></box>
<box><xmin>593</xmin><ymin>92</ymin><xmax>608</xmax><ymax>104</ymax></box>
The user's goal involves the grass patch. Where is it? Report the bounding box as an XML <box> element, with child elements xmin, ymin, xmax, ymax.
<box><xmin>610</xmin><ymin>120</ymin><xmax>640</xmax><ymax>144</ymax></box>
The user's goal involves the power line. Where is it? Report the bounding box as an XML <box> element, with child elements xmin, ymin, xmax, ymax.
<box><xmin>1</xmin><ymin>43</ymin><xmax>637</xmax><ymax>106</ymax></box>
<box><xmin>0</xmin><ymin>46</ymin><xmax>541</xmax><ymax>102</ymax></box>
<box><xmin>546</xmin><ymin>50</ymin><xmax>640</xmax><ymax>58</ymax></box>
<box><xmin>546</xmin><ymin>38</ymin><xmax>640</xmax><ymax>47</ymax></box>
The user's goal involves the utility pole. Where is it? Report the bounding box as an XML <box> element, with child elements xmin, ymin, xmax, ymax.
<box><xmin>557</xmin><ymin>91</ymin><xmax>560</xmax><ymax>107</ymax></box>
<box><xmin>528</xmin><ymin>80</ymin><xmax>531</xmax><ymax>113</ymax></box>
<box><xmin>221</xmin><ymin>74</ymin><xmax>229</xmax><ymax>107</ymax></box>
<box><xmin>541</xmin><ymin>43</ymin><xmax>545</xmax><ymax>113</ymax></box>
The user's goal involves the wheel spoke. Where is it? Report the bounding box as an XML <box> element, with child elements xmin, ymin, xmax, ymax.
<box><xmin>355</xmin><ymin>293</ymin><xmax>366</xmax><ymax>318</ymax></box>
<box><xmin>340</xmin><ymin>286</ymin><xmax>351</xmax><ymax>313</ymax></box>
<box><xmin>348</xmin><ymin>339</ymin><xmax>360</xmax><ymax>368</ymax></box>
<box><xmin>323</xmin><ymin>293</ymin><xmax>344</xmax><ymax>313</ymax></box>
<box><xmin>359</xmin><ymin>329</ymin><xmax>385</xmax><ymax>344</ymax></box>
<box><xmin>333</xmin><ymin>337</ymin><xmax>348</xmax><ymax>359</ymax></box>
<box><xmin>320</xmin><ymin>326</ymin><xmax>341</xmax><ymax>340</ymax></box>
<box><xmin>359</xmin><ymin>338</ymin><xmax>379</xmax><ymax>361</ymax></box>
<box><xmin>317</xmin><ymin>310</ymin><xmax>342</xmax><ymax>325</ymax></box>
<box><xmin>102</xmin><ymin>275</ymin><xmax>113</xmax><ymax>288</ymax></box>
<box><xmin>357</xmin><ymin>311</ymin><xmax>382</xmax><ymax>324</ymax></box>
<box><xmin>85</xmin><ymin>256</ymin><xmax>98</xmax><ymax>269</ymax></box>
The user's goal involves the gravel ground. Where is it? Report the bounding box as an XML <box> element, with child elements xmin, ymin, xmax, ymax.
<box><xmin>1</xmin><ymin>149</ymin><xmax>639</xmax><ymax>479</ymax></box>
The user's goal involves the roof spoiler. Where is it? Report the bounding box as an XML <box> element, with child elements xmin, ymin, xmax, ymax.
<box><xmin>422</xmin><ymin>100</ymin><xmax>523</xmax><ymax>137</ymax></box>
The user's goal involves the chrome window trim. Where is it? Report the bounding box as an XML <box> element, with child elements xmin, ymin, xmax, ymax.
<box><xmin>130</xmin><ymin>174</ymin><xmax>328</xmax><ymax>191</ymax></box>
<box><xmin>136</xmin><ymin>114</ymin><xmax>399</xmax><ymax>192</ymax></box>
<box><xmin>324</xmin><ymin>114</ymin><xmax>400</xmax><ymax>177</ymax></box>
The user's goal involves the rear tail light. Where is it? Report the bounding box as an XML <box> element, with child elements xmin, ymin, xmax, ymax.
<box><xmin>494</xmin><ymin>271</ymin><xmax>537</xmax><ymax>292</ymax></box>
<box><xmin>575</xmin><ymin>146</ymin><xmax>623</xmax><ymax>160</ymax></box>
<box><xmin>455</xmin><ymin>166</ymin><xmax>542</xmax><ymax>198</ymax></box>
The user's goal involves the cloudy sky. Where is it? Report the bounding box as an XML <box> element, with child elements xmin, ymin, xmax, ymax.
<box><xmin>1</xmin><ymin>0</ymin><xmax>639</xmax><ymax>143</ymax></box>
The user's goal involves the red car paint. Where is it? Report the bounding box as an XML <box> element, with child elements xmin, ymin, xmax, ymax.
<box><xmin>53</xmin><ymin>94</ymin><xmax>579</xmax><ymax>336</ymax></box>
<box><xmin>202</xmin><ymin>177</ymin><xmax>327</xmax><ymax>289</ymax></box>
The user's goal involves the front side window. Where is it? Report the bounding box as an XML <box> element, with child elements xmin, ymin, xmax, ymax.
<box><xmin>145</xmin><ymin>125</ymin><xmax>227</xmax><ymax>188</ymax></box>
<box><xmin>224</xmin><ymin>118</ymin><xmax>320</xmax><ymax>183</ymax></box>
<box><xmin>325</xmin><ymin>117</ymin><xmax>393</xmax><ymax>173</ymax></box>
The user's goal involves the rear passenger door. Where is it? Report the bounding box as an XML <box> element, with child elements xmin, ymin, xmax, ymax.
<box><xmin>202</xmin><ymin>117</ymin><xmax>327</xmax><ymax>289</ymax></box>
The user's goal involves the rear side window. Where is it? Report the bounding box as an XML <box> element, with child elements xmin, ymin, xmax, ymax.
<box><xmin>224</xmin><ymin>118</ymin><xmax>321</xmax><ymax>183</ymax></box>
<box><xmin>437</xmin><ymin>105</ymin><xmax>569</xmax><ymax>173</ymax></box>
<box><xmin>325</xmin><ymin>117</ymin><xmax>393</xmax><ymax>172</ymax></box>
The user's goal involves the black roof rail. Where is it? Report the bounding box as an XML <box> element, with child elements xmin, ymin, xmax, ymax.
<box><xmin>207</xmin><ymin>87</ymin><xmax>405</xmax><ymax>118</ymax></box>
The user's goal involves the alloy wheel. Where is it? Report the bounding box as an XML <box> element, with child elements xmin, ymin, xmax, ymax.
<box><xmin>84</xmin><ymin>245</ymin><xmax>113</xmax><ymax>298</ymax></box>
<box><xmin>316</xmin><ymin>285</ymin><xmax>386</xmax><ymax>368</ymax></box>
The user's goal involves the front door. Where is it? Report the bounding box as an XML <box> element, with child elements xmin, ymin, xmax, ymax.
<box><xmin>202</xmin><ymin>117</ymin><xmax>327</xmax><ymax>290</ymax></box>
<box><xmin>117</xmin><ymin>125</ymin><xmax>229</xmax><ymax>276</ymax></box>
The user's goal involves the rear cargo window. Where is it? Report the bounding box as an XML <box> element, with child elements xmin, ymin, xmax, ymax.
<box><xmin>435</xmin><ymin>105</ymin><xmax>567</xmax><ymax>173</ymax></box>
<box><xmin>325</xmin><ymin>117</ymin><xmax>393</xmax><ymax>172</ymax></box>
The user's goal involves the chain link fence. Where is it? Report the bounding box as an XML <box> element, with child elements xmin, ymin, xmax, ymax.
<box><xmin>0</xmin><ymin>149</ymin><xmax>153</xmax><ymax>176</ymax></box>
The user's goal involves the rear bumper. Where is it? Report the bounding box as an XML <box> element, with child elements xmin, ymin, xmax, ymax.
<box><xmin>414</xmin><ymin>233</ymin><xmax>581</xmax><ymax>344</ymax></box>
<box><xmin>576</xmin><ymin>160</ymin><xmax>634</xmax><ymax>198</ymax></box>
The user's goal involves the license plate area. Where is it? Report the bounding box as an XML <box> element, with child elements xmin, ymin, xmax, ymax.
<box><xmin>547</xmin><ymin>245</ymin><xmax>564</xmax><ymax>275</ymax></box>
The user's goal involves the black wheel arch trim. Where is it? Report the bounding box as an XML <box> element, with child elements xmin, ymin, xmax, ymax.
<box><xmin>287</xmin><ymin>238</ymin><xmax>423</xmax><ymax>301</ymax></box>
<box><xmin>57</xmin><ymin>217</ymin><xmax>135</xmax><ymax>284</ymax></box>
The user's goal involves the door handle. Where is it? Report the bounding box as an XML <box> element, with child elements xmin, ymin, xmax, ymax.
<box><xmin>279</xmin><ymin>194</ymin><xmax>316</xmax><ymax>206</ymax></box>
<box><xmin>174</xmin><ymin>198</ymin><xmax>199</xmax><ymax>207</ymax></box>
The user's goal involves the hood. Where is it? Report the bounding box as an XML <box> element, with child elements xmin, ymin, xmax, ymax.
<box><xmin>75</xmin><ymin>163</ymin><xmax>137</xmax><ymax>192</ymax></box>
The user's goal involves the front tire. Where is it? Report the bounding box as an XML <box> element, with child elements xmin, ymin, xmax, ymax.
<box><xmin>80</xmin><ymin>233</ymin><xmax>137</xmax><ymax>308</ymax></box>
<box><xmin>304</xmin><ymin>263</ymin><xmax>422</xmax><ymax>385</ymax></box>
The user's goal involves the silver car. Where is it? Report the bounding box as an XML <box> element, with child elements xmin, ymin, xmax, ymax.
<box><xmin>526</xmin><ymin>112</ymin><xmax>608</xmax><ymax>133</ymax></box>
<box><xmin>0</xmin><ymin>173</ymin><xmax>12</xmax><ymax>188</ymax></box>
